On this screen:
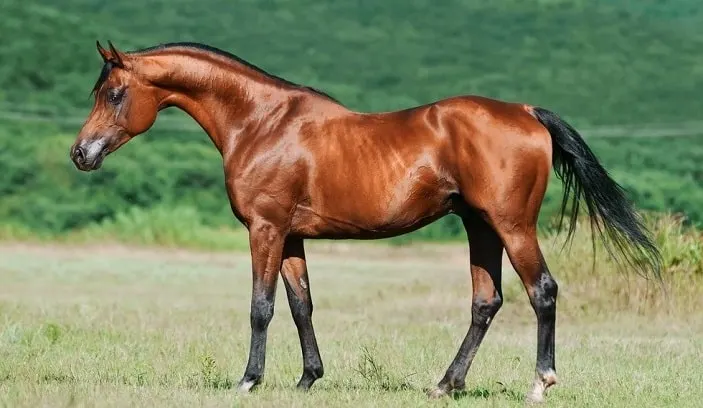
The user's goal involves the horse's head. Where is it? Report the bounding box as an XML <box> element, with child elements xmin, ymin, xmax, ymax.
<box><xmin>70</xmin><ymin>41</ymin><xmax>160</xmax><ymax>171</ymax></box>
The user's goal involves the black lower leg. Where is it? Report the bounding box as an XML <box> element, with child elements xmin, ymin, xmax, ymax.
<box><xmin>283</xmin><ymin>280</ymin><xmax>324</xmax><ymax>390</ymax></box>
<box><xmin>524</xmin><ymin>269</ymin><xmax>559</xmax><ymax>403</ymax></box>
<box><xmin>239</xmin><ymin>290</ymin><xmax>276</xmax><ymax>389</ymax></box>
<box><xmin>437</xmin><ymin>295</ymin><xmax>502</xmax><ymax>391</ymax></box>
<box><xmin>532</xmin><ymin>271</ymin><xmax>558</xmax><ymax>376</ymax></box>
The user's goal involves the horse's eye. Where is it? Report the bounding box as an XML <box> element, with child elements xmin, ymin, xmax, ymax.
<box><xmin>107</xmin><ymin>88</ymin><xmax>124</xmax><ymax>105</ymax></box>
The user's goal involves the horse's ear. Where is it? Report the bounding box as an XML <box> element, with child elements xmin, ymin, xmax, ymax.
<box><xmin>107</xmin><ymin>40</ymin><xmax>125</xmax><ymax>68</ymax></box>
<box><xmin>96</xmin><ymin>40</ymin><xmax>111</xmax><ymax>63</ymax></box>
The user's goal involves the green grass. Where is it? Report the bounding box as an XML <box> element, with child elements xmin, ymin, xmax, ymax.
<box><xmin>0</xmin><ymin>204</ymin><xmax>251</xmax><ymax>252</ymax></box>
<box><xmin>0</xmin><ymin>215</ymin><xmax>701</xmax><ymax>407</ymax></box>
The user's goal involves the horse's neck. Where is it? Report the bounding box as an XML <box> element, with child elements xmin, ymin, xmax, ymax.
<box><xmin>140</xmin><ymin>52</ymin><xmax>290</xmax><ymax>154</ymax></box>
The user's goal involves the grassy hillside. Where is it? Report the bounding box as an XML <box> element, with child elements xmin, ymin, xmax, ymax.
<box><xmin>1</xmin><ymin>0</ymin><xmax>702</xmax><ymax>241</ymax></box>
<box><xmin>3</xmin><ymin>0</ymin><xmax>703</xmax><ymax>121</ymax></box>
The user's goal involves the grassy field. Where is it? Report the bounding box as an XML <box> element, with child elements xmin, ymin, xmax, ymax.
<box><xmin>1</xmin><ymin>218</ymin><xmax>702</xmax><ymax>408</ymax></box>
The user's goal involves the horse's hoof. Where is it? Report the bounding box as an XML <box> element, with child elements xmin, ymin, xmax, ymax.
<box><xmin>237</xmin><ymin>379</ymin><xmax>257</xmax><ymax>394</ymax></box>
<box><xmin>526</xmin><ymin>370</ymin><xmax>557</xmax><ymax>404</ymax></box>
<box><xmin>426</xmin><ymin>386</ymin><xmax>449</xmax><ymax>399</ymax></box>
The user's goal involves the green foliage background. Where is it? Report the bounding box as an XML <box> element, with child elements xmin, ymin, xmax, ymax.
<box><xmin>1</xmin><ymin>0</ymin><xmax>701</xmax><ymax>243</ymax></box>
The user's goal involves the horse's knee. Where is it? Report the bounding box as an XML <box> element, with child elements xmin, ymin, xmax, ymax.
<box><xmin>250</xmin><ymin>295</ymin><xmax>275</xmax><ymax>330</ymax></box>
<box><xmin>472</xmin><ymin>292</ymin><xmax>503</xmax><ymax>326</ymax></box>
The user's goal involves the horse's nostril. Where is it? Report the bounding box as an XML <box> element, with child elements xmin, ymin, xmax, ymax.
<box><xmin>72</xmin><ymin>145</ymin><xmax>86</xmax><ymax>163</ymax></box>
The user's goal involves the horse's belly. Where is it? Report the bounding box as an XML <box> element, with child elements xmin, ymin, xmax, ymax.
<box><xmin>291</xmin><ymin>173</ymin><xmax>455</xmax><ymax>239</ymax></box>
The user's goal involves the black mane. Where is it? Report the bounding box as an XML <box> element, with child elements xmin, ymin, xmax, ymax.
<box><xmin>92</xmin><ymin>41</ymin><xmax>340</xmax><ymax>103</ymax></box>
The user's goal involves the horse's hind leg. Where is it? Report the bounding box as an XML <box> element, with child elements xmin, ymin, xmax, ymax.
<box><xmin>499</xmin><ymin>225</ymin><xmax>558</xmax><ymax>403</ymax></box>
<box><xmin>428</xmin><ymin>212</ymin><xmax>504</xmax><ymax>398</ymax></box>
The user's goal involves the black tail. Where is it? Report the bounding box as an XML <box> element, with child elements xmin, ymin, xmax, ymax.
<box><xmin>532</xmin><ymin>107</ymin><xmax>662</xmax><ymax>279</ymax></box>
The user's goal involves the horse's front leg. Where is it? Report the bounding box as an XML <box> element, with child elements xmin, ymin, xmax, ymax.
<box><xmin>237</xmin><ymin>220</ymin><xmax>287</xmax><ymax>393</ymax></box>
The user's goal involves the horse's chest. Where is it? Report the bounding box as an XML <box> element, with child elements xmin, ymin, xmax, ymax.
<box><xmin>223</xmin><ymin>161</ymin><xmax>301</xmax><ymax>226</ymax></box>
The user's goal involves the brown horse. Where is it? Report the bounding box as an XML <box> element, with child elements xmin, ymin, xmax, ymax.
<box><xmin>70</xmin><ymin>41</ymin><xmax>661</xmax><ymax>402</ymax></box>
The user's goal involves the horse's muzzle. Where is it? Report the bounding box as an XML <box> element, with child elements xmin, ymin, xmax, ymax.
<box><xmin>70</xmin><ymin>140</ymin><xmax>108</xmax><ymax>171</ymax></box>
